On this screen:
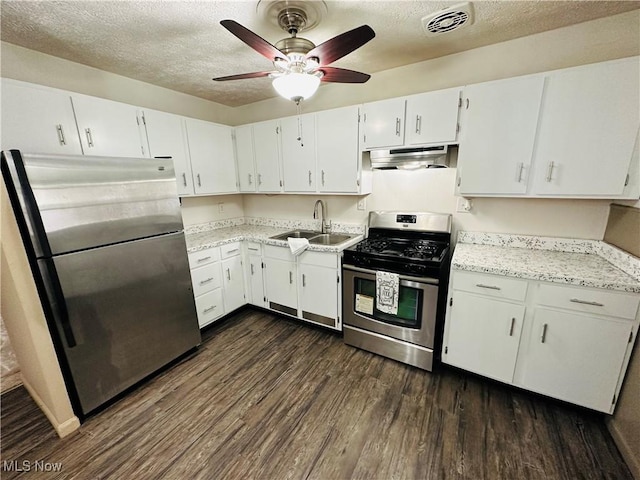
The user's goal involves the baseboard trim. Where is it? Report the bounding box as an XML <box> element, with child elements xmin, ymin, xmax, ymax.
<box><xmin>22</xmin><ymin>379</ymin><xmax>80</xmax><ymax>439</ymax></box>
<box><xmin>607</xmin><ymin>417</ymin><xmax>640</xmax><ymax>480</ymax></box>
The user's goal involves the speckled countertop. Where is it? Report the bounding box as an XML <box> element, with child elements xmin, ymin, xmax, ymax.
<box><xmin>184</xmin><ymin>219</ymin><xmax>364</xmax><ymax>254</ymax></box>
<box><xmin>453</xmin><ymin>232</ymin><xmax>640</xmax><ymax>293</ymax></box>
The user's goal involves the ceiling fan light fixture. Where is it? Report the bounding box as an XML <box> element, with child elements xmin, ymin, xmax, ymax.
<box><xmin>272</xmin><ymin>72</ymin><xmax>321</xmax><ymax>102</ymax></box>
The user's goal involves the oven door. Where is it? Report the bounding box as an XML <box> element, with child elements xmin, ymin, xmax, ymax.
<box><xmin>342</xmin><ymin>265</ymin><xmax>439</xmax><ymax>348</ymax></box>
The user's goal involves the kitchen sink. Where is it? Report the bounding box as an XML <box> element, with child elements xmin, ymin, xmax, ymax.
<box><xmin>270</xmin><ymin>230</ymin><xmax>357</xmax><ymax>245</ymax></box>
<box><xmin>308</xmin><ymin>233</ymin><xmax>355</xmax><ymax>245</ymax></box>
<box><xmin>270</xmin><ymin>230</ymin><xmax>321</xmax><ymax>241</ymax></box>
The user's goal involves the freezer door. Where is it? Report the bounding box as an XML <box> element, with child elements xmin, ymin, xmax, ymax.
<box><xmin>38</xmin><ymin>232</ymin><xmax>200</xmax><ymax>415</ymax></box>
<box><xmin>3</xmin><ymin>150</ymin><xmax>183</xmax><ymax>256</ymax></box>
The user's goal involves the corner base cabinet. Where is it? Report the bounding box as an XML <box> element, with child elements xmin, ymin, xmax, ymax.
<box><xmin>442</xmin><ymin>270</ymin><xmax>639</xmax><ymax>413</ymax></box>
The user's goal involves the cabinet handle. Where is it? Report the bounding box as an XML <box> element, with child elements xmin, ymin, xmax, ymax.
<box><xmin>415</xmin><ymin>115</ymin><xmax>422</xmax><ymax>134</ymax></box>
<box><xmin>302</xmin><ymin>274</ymin><xmax>306</xmax><ymax>287</ymax></box>
<box><xmin>226</xmin><ymin>268</ymin><xmax>231</xmax><ymax>281</ymax></box>
<box><xmin>395</xmin><ymin>118</ymin><xmax>401</xmax><ymax>136</ymax></box>
<box><xmin>321</xmin><ymin>170</ymin><xmax>325</xmax><ymax>186</ymax></box>
<box><xmin>258</xmin><ymin>174</ymin><xmax>263</xmax><ymax>186</ymax></box>
<box><xmin>475</xmin><ymin>284</ymin><xmax>501</xmax><ymax>290</ymax></box>
<box><xmin>308</xmin><ymin>170</ymin><xmax>312</xmax><ymax>186</ymax></box>
<box><xmin>540</xmin><ymin>323</ymin><xmax>548</xmax><ymax>344</ymax></box>
<box><xmin>509</xmin><ymin>317</ymin><xmax>515</xmax><ymax>336</ymax></box>
<box><xmin>516</xmin><ymin>163</ymin><xmax>525</xmax><ymax>183</ymax></box>
<box><xmin>196</xmin><ymin>174</ymin><xmax>202</xmax><ymax>187</ymax></box>
<box><xmin>199</xmin><ymin>277</ymin><xmax>214</xmax><ymax>285</ymax></box>
<box><xmin>250</xmin><ymin>264</ymin><xmax>255</xmax><ymax>275</ymax></box>
<box><xmin>56</xmin><ymin>124</ymin><xmax>66</xmax><ymax>145</ymax></box>
<box><xmin>545</xmin><ymin>161</ymin><xmax>555</xmax><ymax>182</ymax></box>
<box><xmin>225</xmin><ymin>248</ymin><xmax>240</xmax><ymax>254</ymax></box>
<box><xmin>289</xmin><ymin>271</ymin><xmax>293</xmax><ymax>284</ymax></box>
<box><xmin>248</xmin><ymin>173</ymin><xmax>253</xmax><ymax>185</ymax></box>
<box><xmin>197</xmin><ymin>256</ymin><xmax>211</xmax><ymax>263</ymax></box>
<box><xmin>276</xmin><ymin>126</ymin><xmax>279</xmax><ymax>135</ymax></box>
<box><xmin>465</xmin><ymin>98</ymin><xmax>470</xmax><ymax>109</ymax></box>
<box><xmin>203</xmin><ymin>305</ymin><xmax>216</xmax><ymax>313</ymax></box>
<box><xmin>85</xmin><ymin>128</ymin><xmax>94</xmax><ymax>147</ymax></box>
<box><xmin>248</xmin><ymin>247</ymin><xmax>259</xmax><ymax>252</ymax></box>
<box><xmin>181</xmin><ymin>173</ymin><xmax>187</xmax><ymax>187</ymax></box>
<box><xmin>570</xmin><ymin>298</ymin><xmax>604</xmax><ymax>307</ymax></box>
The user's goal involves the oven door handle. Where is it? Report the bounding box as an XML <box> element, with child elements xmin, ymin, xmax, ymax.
<box><xmin>342</xmin><ymin>264</ymin><xmax>440</xmax><ymax>285</ymax></box>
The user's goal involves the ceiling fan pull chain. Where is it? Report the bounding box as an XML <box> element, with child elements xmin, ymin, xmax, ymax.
<box><xmin>296</xmin><ymin>101</ymin><xmax>304</xmax><ymax>146</ymax></box>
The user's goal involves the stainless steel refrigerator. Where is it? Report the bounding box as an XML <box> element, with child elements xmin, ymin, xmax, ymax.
<box><xmin>2</xmin><ymin>150</ymin><xmax>201</xmax><ymax>417</ymax></box>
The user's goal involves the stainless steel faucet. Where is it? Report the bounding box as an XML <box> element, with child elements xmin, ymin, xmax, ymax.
<box><xmin>313</xmin><ymin>199</ymin><xmax>331</xmax><ymax>234</ymax></box>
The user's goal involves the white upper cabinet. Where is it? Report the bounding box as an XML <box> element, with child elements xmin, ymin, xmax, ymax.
<box><xmin>405</xmin><ymin>88</ymin><xmax>461</xmax><ymax>146</ymax></box>
<box><xmin>234</xmin><ymin>124</ymin><xmax>256</xmax><ymax>192</ymax></box>
<box><xmin>280</xmin><ymin>113</ymin><xmax>317</xmax><ymax>192</ymax></box>
<box><xmin>252</xmin><ymin>120</ymin><xmax>283</xmax><ymax>193</ymax></box>
<box><xmin>141</xmin><ymin>109</ymin><xmax>194</xmax><ymax>196</ymax></box>
<box><xmin>316</xmin><ymin>106</ymin><xmax>361</xmax><ymax>193</ymax></box>
<box><xmin>361</xmin><ymin>97</ymin><xmax>406</xmax><ymax>149</ymax></box>
<box><xmin>184</xmin><ymin>118</ymin><xmax>238</xmax><ymax>195</ymax></box>
<box><xmin>531</xmin><ymin>58</ymin><xmax>640</xmax><ymax>197</ymax></box>
<box><xmin>457</xmin><ymin>75</ymin><xmax>545</xmax><ymax>195</ymax></box>
<box><xmin>1</xmin><ymin>79</ymin><xmax>83</xmax><ymax>155</ymax></box>
<box><xmin>71</xmin><ymin>93</ymin><xmax>146</xmax><ymax>158</ymax></box>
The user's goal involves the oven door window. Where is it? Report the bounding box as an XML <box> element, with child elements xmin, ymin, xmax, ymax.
<box><xmin>353</xmin><ymin>277</ymin><xmax>422</xmax><ymax>328</ymax></box>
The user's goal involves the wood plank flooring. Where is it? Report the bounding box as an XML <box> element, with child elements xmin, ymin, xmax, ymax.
<box><xmin>0</xmin><ymin>308</ymin><xmax>633</xmax><ymax>479</ymax></box>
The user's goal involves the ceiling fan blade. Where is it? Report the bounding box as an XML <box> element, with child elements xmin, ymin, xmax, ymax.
<box><xmin>212</xmin><ymin>71</ymin><xmax>274</xmax><ymax>81</ymax></box>
<box><xmin>305</xmin><ymin>25</ymin><xmax>375</xmax><ymax>65</ymax></box>
<box><xmin>319</xmin><ymin>67</ymin><xmax>371</xmax><ymax>83</ymax></box>
<box><xmin>220</xmin><ymin>19</ymin><xmax>287</xmax><ymax>62</ymax></box>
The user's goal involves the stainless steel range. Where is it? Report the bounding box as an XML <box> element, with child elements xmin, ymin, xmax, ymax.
<box><xmin>342</xmin><ymin>211</ymin><xmax>452</xmax><ymax>371</ymax></box>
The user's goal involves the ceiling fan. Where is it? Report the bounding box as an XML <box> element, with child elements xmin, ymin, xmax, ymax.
<box><xmin>212</xmin><ymin>2</ymin><xmax>375</xmax><ymax>103</ymax></box>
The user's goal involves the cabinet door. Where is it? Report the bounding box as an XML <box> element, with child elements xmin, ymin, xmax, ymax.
<box><xmin>457</xmin><ymin>76</ymin><xmax>544</xmax><ymax>195</ymax></box>
<box><xmin>142</xmin><ymin>109</ymin><xmax>194</xmax><ymax>195</ymax></box>
<box><xmin>281</xmin><ymin>114</ymin><xmax>316</xmax><ymax>192</ymax></box>
<box><xmin>72</xmin><ymin>93</ymin><xmax>145</xmax><ymax>158</ymax></box>
<box><xmin>221</xmin><ymin>255</ymin><xmax>245</xmax><ymax>312</ymax></box>
<box><xmin>264</xmin><ymin>258</ymin><xmax>297</xmax><ymax>314</ymax></box>
<box><xmin>1</xmin><ymin>80</ymin><xmax>83</xmax><ymax>155</ymax></box>
<box><xmin>235</xmin><ymin>124</ymin><xmax>256</xmax><ymax>192</ymax></box>
<box><xmin>361</xmin><ymin>98</ymin><xmax>406</xmax><ymax>149</ymax></box>
<box><xmin>405</xmin><ymin>88</ymin><xmax>461</xmax><ymax>145</ymax></box>
<box><xmin>444</xmin><ymin>291</ymin><xmax>525</xmax><ymax>383</ymax></box>
<box><xmin>520</xmin><ymin>308</ymin><xmax>632</xmax><ymax>413</ymax></box>
<box><xmin>185</xmin><ymin>118</ymin><xmax>238</xmax><ymax>194</ymax></box>
<box><xmin>316</xmin><ymin>106</ymin><xmax>360</xmax><ymax>193</ymax></box>
<box><xmin>252</xmin><ymin>120</ymin><xmax>282</xmax><ymax>192</ymax></box>
<box><xmin>300</xmin><ymin>264</ymin><xmax>338</xmax><ymax>327</ymax></box>
<box><xmin>248</xmin><ymin>254</ymin><xmax>266</xmax><ymax>307</ymax></box>
<box><xmin>531</xmin><ymin>58</ymin><xmax>640</xmax><ymax>196</ymax></box>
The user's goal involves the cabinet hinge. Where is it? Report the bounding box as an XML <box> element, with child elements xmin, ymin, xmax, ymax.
<box><xmin>458</xmin><ymin>97</ymin><xmax>462</xmax><ymax>108</ymax></box>
<box><xmin>612</xmin><ymin>394</ymin><xmax>617</xmax><ymax>405</ymax></box>
<box><xmin>356</xmin><ymin>179</ymin><xmax>360</xmax><ymax>187</ymax></box>
<box><xmin>629</xmin><ymin>330</ymin><xmax>634</xmax><ymax>343</ymax></box>
<box><xmin>263</xmin><ymin>296</ymin><xmax>266</xmax><ymax>302</ymax></box>
<box><xmin>142</xmin><ymin>114</ymin><xmax>146</xmax><ymax>125</ymax></box>
<box><xmin>624</xmin><ymin>174</ymin><xmax>630</xmax><ymax>186</ymax></box>
<box><xmin>363</xmin><ymin>113</ymin><xmax>367</xmax><ymax>123</ymax></box>
<box><xmin>136</xmin><ymin>116</ymin><xmax>140</xmax><ymax>126</ymax></box>
<box><xmin>276</xmin><ymin>126</ymin><xmax>279</xmax><ymax>135</ymax></box>
<box><xmin>261</xmin><ymin>262</ymin><xmax>265</xmax><ymax>269</ymax></box>
<box><xmin>363</xmin><ymin>134</ymin><xmax>366</xmax><ymax>144</ymax></box>
<box><xmin>358</xmin><ymin>113</ymin><xmax>361</xmax><ymax>123</ymax></box>
<box><xmin>141</xmin><ymin>146</ymin><xmax>145</xmax><ymax>156</ymax></box>
<box><xmin>444</xmin><ymin>346</ymin><xmax>448</xmax><ymax>354</ymax></box>
<box><xmin>449</xmin><ymin>298</ymin><xmax>453</xmax><ymax>307</ymax></box>
<box><xmin>337</xmin><ymin>275</ymin><xmax>340</xmax><ymax>283</ymax></box>
<box><xmin>280</xmin><ymin>180</ymin><xmax>283</xmax><ymax>187</ymax></box>
<box><xmin>456</xmin><ymin>123</ymin><xmax>460</xmax><ymax>134</ymax></box>
<box><xmin>457</xmin><ymin>177</ymin><xmax>461</xmax><ymax>187</ymax></box>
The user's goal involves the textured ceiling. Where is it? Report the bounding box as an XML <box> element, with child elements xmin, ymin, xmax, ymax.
<box><xmin>1</xmin><ymin>1</ymin><xmax>638</xmax><ymax>107</ymax></box>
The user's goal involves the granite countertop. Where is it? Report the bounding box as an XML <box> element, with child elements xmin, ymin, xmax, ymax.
<box><xmin>185</xmin><ymin>224</ymin><xmax>363</xmax><ymax>254</ymax></box>
<box><xmin>452</xmin><ymin>232</ymin><xmax>640</xmax><ymax>293</ymax></box>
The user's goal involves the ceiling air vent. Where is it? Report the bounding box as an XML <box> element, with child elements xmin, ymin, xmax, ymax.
<box><xmin>421</xmin><ymin>2</ymin><xmax>475</xmax><ymax>36</ymax></box>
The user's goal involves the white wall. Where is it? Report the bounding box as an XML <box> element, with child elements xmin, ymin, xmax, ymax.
<box><xmin>180</xmin><ymin>195</ymin><xmax>245</xmax><ymax>226</ymax></box>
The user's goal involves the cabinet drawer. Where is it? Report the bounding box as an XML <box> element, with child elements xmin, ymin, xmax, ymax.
<box><xmin>537</xmin><ymin>284</ymin><xmax>640</xmax><ymax>320</ymax></box>
<box><xmin>246</xmin><ymin>242</ymin><xmax>262</xmax><ymax>255</ymax></box>
<box><xmin>264</xmin><ymin>244</ymin><xmax>294</xmax><ymax>261</ymax></box>
<box><xmin>220</xmin><ymin>241</ymin><xmax>242</xmax><ymax>259</ymax></box>
<box><xmin>191</xmin><ymin>262</ymin><xmax>223</xmax><ymax>297</ymax></box>
<box><xmin>299</xmin><ymin>251</ymin><xmax>338</xmax><ymax>268</ymax></box>
<box><xmin>452</xmin><ymin>271</ymin><xmax>528</xmax><ymax>302</ymax></box>
<box><xmin>194</xmin><ymin>288</ymin><xmax>224</xmax><ymax>328</ymax></box>
<box><xmin>188</xmin><ymin>247</ymin><xmax>220</xmax><ymax>268</ymax></box>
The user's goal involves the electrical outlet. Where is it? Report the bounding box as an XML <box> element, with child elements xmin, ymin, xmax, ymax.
<box><xmin>357</xmin><ymin>198</ymin><xmax>366</xmax><ymax>211</ymax></box>
<box><xmin>218</xmin><ymin>202</ymin><xmax>224</xmax><ymax>213</ymax></box>
<box><xmin>456</xmin><ymin>197</ymin><xmax>472</xmax><ymax>213</ymax></box>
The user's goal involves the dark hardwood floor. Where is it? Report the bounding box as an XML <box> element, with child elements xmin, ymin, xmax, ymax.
<box><xmin>0</xmin><ymin>308</ymin><xmax>632</xmax><ymax>479</ymax></box>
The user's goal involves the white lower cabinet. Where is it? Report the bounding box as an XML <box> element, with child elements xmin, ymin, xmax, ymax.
<box><xmin>188</xmin><ymin>247</ymin><xmax>224</xmax><ymax>328</ymax></box>
<box><xmin>220</xmin><ymin>242</ymin><xmax>245</xmax><ymax>313</ymax></box>
<box><xmin>245</xmin><ymin>242</ymin><xmax>266</xmax><ymax>308</ymax></box>
<box><xmin>443</xmin><ymin>270</ymin><xmax>639</xmax><ymax>413</ymax></box>
<box><xmin>263</xmin><ymin>245</ymin><xmax>341</xmax><ymax>330</ymax></box>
